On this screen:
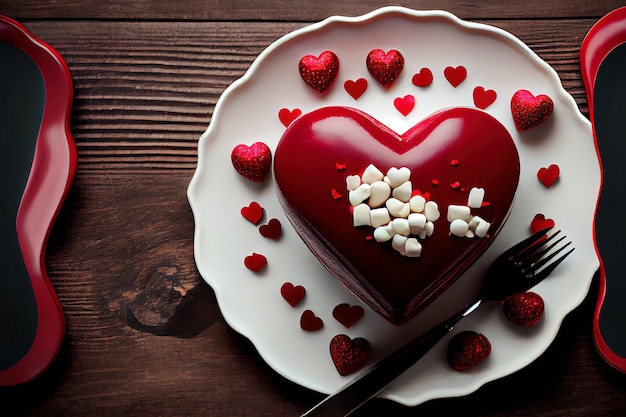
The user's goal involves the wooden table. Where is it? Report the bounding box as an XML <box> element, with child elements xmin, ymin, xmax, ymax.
<box><xmin>2</xmin><ymin>1</ymin><xmax>626</xmax><ymax>415</ymax></box>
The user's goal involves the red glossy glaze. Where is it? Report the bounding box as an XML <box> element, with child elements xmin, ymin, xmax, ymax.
<box><xmin>274</xmin><ymin>106</ymin><xmax>519</xmax><ymax>325</ymax></box>
<box><xmin>0</xmin><ymin>15</ymin><xmax>76</xmax><ymax>386</ymax></box>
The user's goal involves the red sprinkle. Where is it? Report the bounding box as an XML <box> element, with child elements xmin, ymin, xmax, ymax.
<box><xmin>431</xmin><ymin>179</ymin><xmax>439</xmax><ymax>186</ymax></box>
<box><xmin>450</xmin><ymin>181</ymin><xmax>461</xmax><ymax>190</ymax></box>
<box><xmin>331</xmin><ymin>189</ymin><xmax>343</xmax><ymax>200</ymax></box>
<box><xmin>450</xmin><ymin>159</ymin><xmax>459</xmax><ymax>166</ymax></box>
<box><xmin>336</xmin><ymin>162</ymin><xmax>347</xmax><ymax>171</ymax></box>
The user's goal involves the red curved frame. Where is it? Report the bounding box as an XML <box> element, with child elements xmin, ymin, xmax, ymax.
<box><xmin>580</xmin><ymin>6</ymin><xmax>626</xmax><ymax>373</ymax></box>
<box><xmin>0</xmin><ymin>15</ymin><xmax>76</xmax><ymax>386</ymax></box>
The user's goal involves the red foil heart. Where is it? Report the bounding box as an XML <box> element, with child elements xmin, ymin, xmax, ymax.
<box><xmin>274</xmin><ymin>106</ymin><xmax>520</xmax><ymax>325</ymax></box>
<box><xmin>231</xmin><ymin>142</ymin><xmax>272</xmax><ymax>182</ymax></box>
<box><xmin>366</xmin><ymin>49</ymin><xmax>404</xmax><ymax>89</ymax></box>
<box><xmin>329</xmin><ymin>334</ymin><xmax>372</xmax><ymax>376</ymax></box>
<box><xmin>298</xmin><ymin>51</ymin><xmax>339</xmax><ymax>94</ymax></box>
<box><xmin>510</xmin><ymin>89</ymin><xmax>554</xmax><ymax>132</ymax></box>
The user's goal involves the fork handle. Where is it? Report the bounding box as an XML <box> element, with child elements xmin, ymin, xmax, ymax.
<box><xmin>302</xmin><ymin>298</ymin><xmax>481</xmax><ymax>416</ymax></box>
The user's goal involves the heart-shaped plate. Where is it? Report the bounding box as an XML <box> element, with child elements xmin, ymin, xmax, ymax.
<box><xmin>188</xmin><ymin>7</ymin><xmax>599</xmax><ymax>406</ymax></box>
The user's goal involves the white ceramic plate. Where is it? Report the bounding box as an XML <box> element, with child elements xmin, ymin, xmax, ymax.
<box><xmin>188</xmin><ymin>7</ymin><xmax>600</xmax><ymax>406</ymax></box>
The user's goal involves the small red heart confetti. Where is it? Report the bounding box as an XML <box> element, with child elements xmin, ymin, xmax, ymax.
<box><xmin>510</xmin><ymin>89</ymin><xmax>554</xmax><ymax>132</ymax></box>
<box><xmin>335</xmin><ymin>163</ymin><xmax>346</xmax><ymax>171</ymax></box>
<box><xmin>240</xmin><ymin>201</ymin><xmax>264</xmax><ymax>225</ymax></box>
<box><xmin>502</xmin><ymin>291</ymin><xmax>545</xmax><ymax>327</ymax></box>
<box><xmin>450</xmin><ymin>159</ymin><xmax>459</xmax><ymax>166</ymax></box>
<box><xmin>444</xmin><ymin>65</ymin><xmax>467</xmax><ymax>87</ymax></box>
<box><xmin>473</xmin><ymin>86</ymin><xmax>497</xmax><ymax>109</ymax></box>
<box><xmin>330</xmin><ymin>334</ymin><xmax>372</xmax><ymax>376</ymax></box>
<box><xmin>366</xmin><ymin>49</ymin><xmax>404</xmax><ymax>89</ymax></box>
<box><xmin>280</xmin><ymin>282</ymin><xmax>306</xmax><ymax>307</ymax></box>
<box><xmin>299</xmin><ymin>50</ymin><xmax>339</xmax><ymax>94</ymax></box>
<box><xmin>244</xmin><ymin>253</ymin><xmax>267</xmax><ymax>272</ymax></box>
<box><xmin>331</xmin><ymin>189</ymin><xmax>343</xmax><ymax>200</ymax></box>
<box><xmin>450</xmin><ymin>181</ymin><xmax>461</xmax><ymax>190</ymax></box>
<box><xmin>332</xmin><ymin>303</ymin><xmax>365</xmax><ymax>328</ymax></box>
<box><xmin>344</xmin><ymin>78</ymin><xmax>368</xmax><ymax>100</ymax></box>
<box><xmin>447</xmin><ymin>331</ymin><xmax>491</xmax><ymax>371</ymax></box>
<box><xmin>278</xmin><ymin>108</ymin><xmax>302</xmax><ymax>127</ymax></box>
<box><xmin>231</xmin><ymin>142</ymin><xmax>272</xmax><ymax>182</ymax></box>
<box><xmin>393</xmin><ymin>95</ymin><xmax>415</xmax><ymax>116</ymax></box>
<box><xmin>412</xmin><ymin>67</ymin><xmax>433</xmax><ymax>87</ymax></box>
<box><xmin>259</xmin><ymin>218</ymin><xmax>282</xmax><ymax>240</ymax></box>
<box><xmin>300</xmin><ymin>310</ymin><xmax>323</xmax><ymax>331</ymax></box>
<box><xmin>537</xmin><ymin>164</ymin><xmax>560</xmax><ymax>187</ymax></box>
<box><xmin>530</xmin><ymin>213</ymin><xmax>555</xmax><ymax>234</ymax></box>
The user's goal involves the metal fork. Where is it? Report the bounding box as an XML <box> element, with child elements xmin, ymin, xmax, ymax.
<box><xmin>302</xmin><ymin>227</ymin><xmax>574</xmax><ymax>416</ymax></box>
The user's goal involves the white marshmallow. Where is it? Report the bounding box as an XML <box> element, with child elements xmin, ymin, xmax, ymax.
<box><xmin>474</xmin><ymin>216</ymin><xmax>490</xmax><ymax>238</ymax></box>
<box><xmin>368</xmin><ymin>181</ymin><xmax>391</xmax><ymax>208</ymax></box>
<box><xmin>392</xmin><ymin>181</ymin><xmax>412</xmax><ymax>202</ymax></box>
<box><xmin>405</xmin><ymin>238</ymin><xmax>422</xmax><ymax>257</ymax></box>
<box><xmin>352</xmin><ymin>204</ymin><xmax>371</xmax><ymax>227</ymax></box>
<box><xmin>391</xmin><ymin>218</ymin><xmax>411</xmax><ymax>236</ymax></box>
<box><xmin>419</xmin><ymin>221</ymin><xmax>435</xmax><ymax>239</ymax></box>
<box><xmin>373</xmin><ymin>224</ymin><xmax>394</xmax><ymax>242</ymax></box>
<box><xmin>349</xmin><ymin>183</ymin><xmax>371</xmax><ymax>206</ymax></box>
<box><xmin>362</xmin><ymin>164</ymin><xmax>384</xmax><ymax>184</ymax></box>
<box><xmin>346</xmin><ymin>175</ymin><xmax>361</xmax><ymax>191</ymax></box>
<box><xmin>391</xmin><ymin>234</ymin><xmax>408</xmax><ymax>255</ymax></box>
<box><xmin>370</xmin><ymin>207</ymin><xmax>391</xmax><ymax>228</ymax></box>
<box><xmin>386</xmin><ymin>198</ymin><xmax>410</xmax><ymax>218</ymax></box>
<box><xmin>468</xmin><ymin>187</ymin><xmax>485</xmax><ymax>208</ymax></box>
<box><xmin>408</xmin><ymin>213</ymin><xmax>426</xmax><ymax>234</ymax></box>
<box><xmin>386</xmin><ymin>167</ymin><xmax>411</xmax><ymax>188</ymax></box>
<box><xmin>424</xmin><ymin>201</ymin><xmax>440</xmax><ymax>222</ymax></box>
<box><xmin>447</xmin><ymin>205</ymin><xmax>472</xmax><ymax>222</ymax></box>
<box><xmin>450</xmin><ymin>218</ymin><xmax>469</xmax><ymax>237</ymax></box>
<box><xmin>409</xmin><ymin>195</ymin><xmax>426</xmax><ymax>213</ymax></box>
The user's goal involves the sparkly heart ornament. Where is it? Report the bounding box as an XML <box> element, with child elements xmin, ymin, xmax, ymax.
<box><xmin>502</xmin><ymin>291</ymin><xmax>544</xmax><ymax>327</ymax></box>
<box><xmin>329</xmin><ymin>334</ymin><xmax>372</xmax><ymax>376</ymax></box>
<box><xmin>447</xmin><ymin>331</ymin><xmax>491</xmax><ymax>371</ymax></box>
<box><xmin>511</xmin><ymin>89</ymin><xmax>554</xmax><ymax>132</ymax></box>
<box><xmin>231</xmin><ymin>142</ymin><xmax>272</xmax><ymax>182</ymax></box>
<box><xmin>366</xmin><ymin>49</ymin><xmax>404</xmax><ymax>89</ymax></box>
<box><xmin>298</xmin><ymin>51</ymin><xmax>339</xmax><ymax>94</ymax></box>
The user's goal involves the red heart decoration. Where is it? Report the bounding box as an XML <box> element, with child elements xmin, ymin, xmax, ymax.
<box><xmin>444</xmin><ymin>65</ymin><xmax>467</xmax><ymax>87</ymax></box>
<box><xmin>298</xmin><ymin>50</ymin><xmax>339</xmax><ymax>94</ymax></box>
<box><xmin>231</xmin><ymin>142</ymin><xmax>272</xmax><ymax>182</ymax></box>
<box><xmin>300</xmin><ymin>310</ymin><xmax>323</xmax><ymax>331</ymax></box>
<box><xmin>537</xmin><ymin>164</ymin><xmax>560</xmax><ymax>187</ymax></box>
<box><xmin>244</xmin><ymin>253</ymin><xmax>267</xmax><ymax>272</ymax></box>
<box><xmin>502</xmin><ymin>291</ymin><xmax>544</xmax><ymax>327</ymax></box>
<box><xmin>280</xmin><ymin>282</ymin><xmax>305</xmax><ymax>307</ymax></box>
<box><xmin>366</xmin><ymin>49</ymin><xmax>404</xmax><ymax>89</ymax></box>
<box><xmin>279</xmin><ymin>108</ymin><xmax>302</xmax><ymax>127</ymax></box>
<box><xmin>329</xmin><ymin>334</ymin><xmax>372</xmax><ymax>376</ymax></box>
<box><xmin>473</xmin><ymin>86</ymin><xmax>497</xmax><ymax>109</ymax></box>
<box><xmin>344</xmin><ymin>78</ymin><xmax>368</xmax><ymax>100</ymax></box>
<box><xmin>530</xmin><ymin>213</ymin><xmax>555</xmax><ymax>234</ymax></box>
<box><xmin>393</xmin><ymin>95</ymin><xmax>415</xmax><ymax>116</ymax></box>
<box><xmin>259</xmin><ymin>218</ymin><xmax>282</xmax><ymax>240</ymax></box>
<box><xmin>510</xmin><ymin>89</ymin><xmax>554</xmax><ymax>132</ymax></box>
<box><xmin>274</xmin><ymin>106</ymin><xmax>520</xmax><ymax>324</ymax></box>
<box><xmin>412</xmin><ymin>67</ymin><xmax>433</xmax><ymax>87</ymax></box>
<box><xmin>241</xmin><ymin>201</ymin><xmax>264</xmax><ymax>225</ymax></box>
<box><xmin>447</xmin><ymin>331</ymin><xmax>491</xmax><ymax>371</ymax></box>
<box><xmin>332</xmin><ymin>303</ymin><xmax>365</xmax><ymax>328</ymax></box>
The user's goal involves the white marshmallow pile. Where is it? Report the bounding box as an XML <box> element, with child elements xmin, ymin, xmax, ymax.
<box><xmin>347</xmin><ymin>164</ymin><xmax>440</xmax><ymax>257</ymax></box>
<box><xmin>447</xmin><ymin>187</ymin><xmax>491</xmax><ymax>238</ymax></box>
<box><xmin>346</xmin><ymin>164</ymin><xmax>493</xmax><ymax>258</ymax></box>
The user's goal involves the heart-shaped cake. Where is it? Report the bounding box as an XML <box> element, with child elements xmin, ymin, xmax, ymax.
<box><xmin>274</xmin><ymin>106</ymin><xmax>520</xmax><ymax>325</ymax></box>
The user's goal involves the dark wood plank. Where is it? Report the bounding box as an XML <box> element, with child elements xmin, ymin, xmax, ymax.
<box><xmin>2</xmin><ymin>0</ymin><xmax>625</xmax><ymax>21</ymax></box>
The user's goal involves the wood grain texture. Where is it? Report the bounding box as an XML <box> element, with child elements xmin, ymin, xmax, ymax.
<box><xmin>2</xmin><ymin>1</ymin><xmax>626</xmax><ymax>416</ymax></box>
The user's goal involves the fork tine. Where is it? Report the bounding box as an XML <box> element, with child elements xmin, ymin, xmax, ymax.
<box><xmin>515</xmin><ymin>231</ymin><xmax>564</xmax><ymax>268</ymax></box>
<box><xmin>503</xmin><ymin>227</ymin><xmax>552</xmax><ymax>259</ymax></box>
<box><xmin>528</xmin><ymin>245</ymin><xmax>575</xmax><ymax>284</ymax></box>
<box><xmin>531</xmin><ymin>239</ymin><xmax>572</xmax><ymax>272</ymax></box>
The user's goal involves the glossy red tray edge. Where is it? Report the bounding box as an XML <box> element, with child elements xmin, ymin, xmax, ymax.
<box><xmin>580</xmin><ymin>6</ymin><xmax>626</xmax><ymax>373</ymax></box>
<box><xmin>0</xmin><ymin>15</ymin><xmax>77</xmax><ymax>386</ymax></box>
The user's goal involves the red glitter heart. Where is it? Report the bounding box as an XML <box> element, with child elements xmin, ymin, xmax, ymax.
<box><xmin>231</xmin><ymin>142</ymin><xmax>272</xmax><ymax>182</ymax></box>
<box><xmin>244</xmin><ymin>253</ymin><xmax>267</xmax><ymax>272</ymax></box>
<box><xmin>412</xmin><ymin>67</ymin><xmax>433</xmax><ymax>87</ymax></box>
<box><xmin>274</xmin><ymin>106</ymin><xmax>520</xmax><ymax>325</ymax></box>
<box><xmin>510</xmin><ymin>89</ymin><xmax>554</xmax><ymax>132</ymax></box>
<box><xmin>530</xmin><ymin>213</ymin><xmax>555</xmax><ymax>234</ymax></box>
<box><xmin>366</xmin><ymin>49</ymin><xmax>404</xmax><ymax>89</ymax></box>
<box><xmin>280</xmin><ymin>282</ymin><xmax>305</xmax><ymax>307</ymax></box>
<box><xmin>241</xmin><ymin>201</ymin><xmax>264</xmax><ymax>225</ymax></box>
<box><xmin>300</xmin><ymin>310</ymin><xmax>323</xmax><ymax>331</ymax></box>
<box><xmin>279</xmin><ymin>108</ymin><xmax>302</xmax><ymax>127</ymax></box>
<box><xmin>332</xmin><ymin>303</ymin><xmax>365</xmax><ymax>328</ymax></box>
<box><xmin>344</xmin><ymin>78</ymin><xmax>368</xmax><ymax>100</ymax></box>
<box><xmin>537</xmin><ymin>164</ymin><xmax>560</xmax><ymax>187</ymax></box>
<box><xmin>444</xmin><ymin>65</ymin><xmax>467</xmax><ymax>87</ymax></box>
<box><xmin>298</xmin><ymin>50</ymin><xmax>339</xmax><ymax>94</ymax></box>
<box><xmin>259</xmin><ymin>218</ymin><xmax>282</xmax><ymax>240</ymax></box>
<box><xmin>329</xmin><ymin>334</ymin><xmax>372</xmax><ymax>376</ymax></box>
<box><xmin>502</xmin><ymin>291</ymin><xmax>544</xmax><ymax>327</ymax></box>
<box><xmin>447</xmin><ymin>331</ymin><xmax>491</xmax><ymax>371</ymax></box>
<box><xmin>393</xmin><ymin>95</ymin><xmax>415</xmax><ymax>116</ymax></box>
<box><xmin>473</xmin><ymin>86</ymin><xmax>497</xmax><ymax>109</ymax></box>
